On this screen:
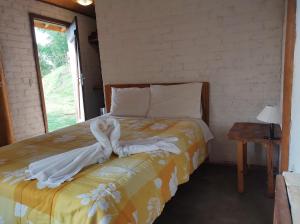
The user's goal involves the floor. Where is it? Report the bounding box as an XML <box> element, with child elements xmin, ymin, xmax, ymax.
<box><xmin>154</xmin><ymin>164</ymin><xmax>274</xmax><ymax>224</ymax></box>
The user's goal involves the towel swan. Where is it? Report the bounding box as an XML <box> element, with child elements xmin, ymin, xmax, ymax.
<box><xmin>25</xmin><ymin>117</ymin><xmax>180</xmax><ymax>188</ymax></box>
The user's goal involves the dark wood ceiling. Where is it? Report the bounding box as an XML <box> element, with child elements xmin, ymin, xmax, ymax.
<box><xmin>36</xmin><ymin>0</ymin><xmax>95</xmax><ymax>18</ymax></box>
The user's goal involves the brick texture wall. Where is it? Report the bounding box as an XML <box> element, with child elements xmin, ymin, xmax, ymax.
<box><xmin>0</xmin><ymin>0</ymin><xmax>97</xmax><ymax>140</ymax></box>
<box><xmin>95</xmin><ymin>0</ymin><xmax>285</xmax><ymax>164</ymax></box>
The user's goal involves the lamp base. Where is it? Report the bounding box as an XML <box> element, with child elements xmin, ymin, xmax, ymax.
<box><xmin>263</xmin><ymin>136</ymin><xmax>280</xmax><ymax>140</ymax></box>
<box><xmin>263</xmin><ymin>123</ymin><xmax>280</xmax><ymax>140</ymax></box>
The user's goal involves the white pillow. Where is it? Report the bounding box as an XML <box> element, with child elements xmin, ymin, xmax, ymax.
<box><xmin>148</xmin><ymin>83</ymin><xmax>202</xmax><ymax>119</ymax></box>
<box><xmin>110</xmin><ymin>87</ymin><xmax>150</xmax><ymax>117</ymax></box>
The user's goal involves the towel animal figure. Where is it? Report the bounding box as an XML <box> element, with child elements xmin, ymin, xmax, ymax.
<box><xmin>25</xmin><ymin>117</ymin><xmax>180</xmax><ymax>188</ymax></box>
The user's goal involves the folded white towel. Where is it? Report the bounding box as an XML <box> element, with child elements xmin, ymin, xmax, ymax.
<box><xmin>26</xmin><ymin>117</ymin><xmax>180</xmax><ymax>188</ymax></box>
<box><xmin>116</xmin><ymin>136</ymin><xmax>180</xmax><ymax>157</ymax></box>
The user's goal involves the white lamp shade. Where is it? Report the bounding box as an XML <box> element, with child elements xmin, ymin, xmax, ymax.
<box><xmin>257</xmin><ymin>105</ymin><xmax>280</xmax><ymax>124</ymax></box>
<box><xmin>76</xmin><ymin>0</ymin><xmax>93</xmax><ymax>6</ymax></box>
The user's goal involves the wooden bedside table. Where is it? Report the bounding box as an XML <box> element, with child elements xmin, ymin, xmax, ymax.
<box><xmin>228</xmin><ymin>122</ymin><xmax>281</xmax><ymax>196</ymax></box>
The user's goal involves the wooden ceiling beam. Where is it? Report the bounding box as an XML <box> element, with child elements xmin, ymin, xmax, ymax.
<box><xmin>36</xmin><ymin>0</ymin><xmax>96</xmax><ymax>18</ymax></box>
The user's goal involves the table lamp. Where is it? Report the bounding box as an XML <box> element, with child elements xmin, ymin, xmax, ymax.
<box><xmin>257</xmin><ymin>105</ymin><xmax>280</xmax><ymax>140</ymax></box>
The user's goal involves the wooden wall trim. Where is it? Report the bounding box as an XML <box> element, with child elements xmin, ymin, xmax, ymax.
<box><xmin>281</xmin><ymin>0</ymin><xmax>296</xmax><ymax>172</ymax></box>
<box><xmin>0</xmin><ymin>52</ymin><xmax>14</xmax><ymax>146</ymax></box>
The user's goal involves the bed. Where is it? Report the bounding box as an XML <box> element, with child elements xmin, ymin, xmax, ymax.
<box><xmin>0</xmin><ymin>82</ymin><xmax>211</xmax><ymax>224</ymax></box>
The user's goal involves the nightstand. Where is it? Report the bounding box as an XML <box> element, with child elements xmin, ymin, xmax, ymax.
<box><xmin>228</xmin><ymin>122</ymin><xmax>281</xmax><ymax>196</ymax></box>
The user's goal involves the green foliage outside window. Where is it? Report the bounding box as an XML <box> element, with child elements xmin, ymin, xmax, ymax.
<box><xmin>35</xmin><ymin>27</ymin><xmax>77</xmax><ymax>132</ymax></box>
<box><xmin>36</xmin><ymin>28</ymin><xmax>69</xmax><ymax>77</ymax></box>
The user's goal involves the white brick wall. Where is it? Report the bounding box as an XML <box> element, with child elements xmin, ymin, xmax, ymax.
<box><xmin>0</xmin><ymin>0</ymin><xmax>97</xmax><ymax>140</ymax></box>
<box><xmin>95</xmin><ymin>0</ymin><xmax>285</xmax><ymax>164</ymax></box>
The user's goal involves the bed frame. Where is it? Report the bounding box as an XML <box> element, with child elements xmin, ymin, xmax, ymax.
<box><xmin>104</xmin><ymin>82</ymin><xmax>210</xmax><ymax>125</ymax></box>
<box><xmin>273</xmin><ymin>175</ymin><xmax>292</xmax><ymax>224</ymax></box>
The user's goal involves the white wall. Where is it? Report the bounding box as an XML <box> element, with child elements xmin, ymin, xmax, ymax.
<box><xmin>95</xmin><ymin>0</ymin><xmax>285</xmax><ymax>165</ymax></box>
<box><xmin>289</xmin><ymin>0</ymin><xmax>300</xmax><ymax>172</ymax></box>
<box><xmin>0</xmin><ymin>0</ymin><xmax>101</xmax><ymax>140</ymax></box>
<box><xmin>280</xmin><ymin>0</ymin><xmax>288</xmax><ymax>127</ymax></box>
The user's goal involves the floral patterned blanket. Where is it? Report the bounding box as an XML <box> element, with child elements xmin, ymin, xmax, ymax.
<box><xmin>0</xmin><ymin>117</ymin><xmax>207</xmax><ymax>224</ymax></box>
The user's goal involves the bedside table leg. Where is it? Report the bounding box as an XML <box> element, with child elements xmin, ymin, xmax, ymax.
<box><xmin>266</xmin><ymin>143</ymin><xmax>275</xmax><ymax>196</ymax></box>
<box><xmin>237</xmin><ymin>141</ymin><xmax>245</xmax><ymax>193</ymax></box>
<box><xmin>243</xmin><ymin>143</ymin><xmax>247</xmax><ymax>175</ymax></box>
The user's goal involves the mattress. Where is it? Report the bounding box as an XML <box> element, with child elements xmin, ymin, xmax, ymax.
<box><xmin>0</xmin><ymin>117</ymin><xmax>208</xmax><ymax>224</ymax></box>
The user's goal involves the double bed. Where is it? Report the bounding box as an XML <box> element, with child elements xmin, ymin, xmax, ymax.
<box><xmin>0</xmin><ymin>82</ymin><xmax>211</xmax><ymax>224</ymax></box>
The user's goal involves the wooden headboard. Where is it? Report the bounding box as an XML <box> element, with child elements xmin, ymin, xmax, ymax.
<box><xmin>104</xmin><ymin>82</ymin><xmax>210</xmax><ymax>125</ymax></box>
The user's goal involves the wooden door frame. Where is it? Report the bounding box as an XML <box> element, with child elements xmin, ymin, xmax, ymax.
<box><xmin>281</xmin><ymin>0</ymin><xmax>296</xmax><ymax>172</ymax></box>
<box><xmin>29</xmin><ymin>13</ymin><xmax>70</xmax><ymax>133</ymax></box>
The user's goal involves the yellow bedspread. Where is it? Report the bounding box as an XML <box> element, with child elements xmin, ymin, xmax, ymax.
<box><xmin>0</xmin><ymin>117</ymin><xmax>207</xmax><ymax>224</ymax></box>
